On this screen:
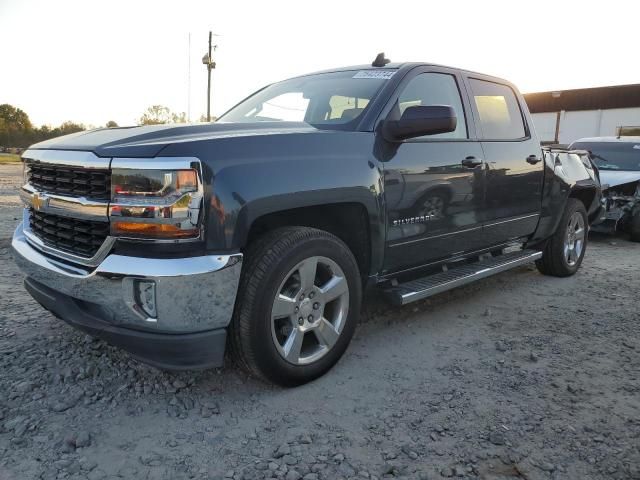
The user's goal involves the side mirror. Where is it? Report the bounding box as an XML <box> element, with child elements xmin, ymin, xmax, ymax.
<box><xmin>383</xmin><ymin>105</ymin><xmax>457</xmax><ymax>142</ymax></box>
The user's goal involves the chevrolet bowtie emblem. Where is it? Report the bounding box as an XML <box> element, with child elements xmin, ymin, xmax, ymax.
<box><xmin>31</xmin><ymin>192</ymin><xmax>49</xmax><ymax>211</ymax></box>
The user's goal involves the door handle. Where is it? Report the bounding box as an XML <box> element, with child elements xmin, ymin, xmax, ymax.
<box><xmin>461</xmin><ymin>156</ymin><xmax>482</xmax><ymax>168</ymax></box>
<box><xmin>526</xmin><ymin>155</ymin><xmax>542</xmax><ymax>165</ymax></box>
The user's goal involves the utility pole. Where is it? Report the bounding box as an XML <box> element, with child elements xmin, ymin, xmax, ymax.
<box><xmin>202</xmin><ymin>31</ymin><xmax>217</xmax><ymax>122</ymax></box>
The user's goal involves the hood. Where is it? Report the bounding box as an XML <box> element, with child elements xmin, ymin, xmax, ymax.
<box><xmin>599</xmin><ymin>170</ymin><xmax>640</xmax><ymax>189</ymax></box>
<box><xmin>28</xmin><ymin>122</ymin><xmax>321</xmax><ymax>158</ymax></box>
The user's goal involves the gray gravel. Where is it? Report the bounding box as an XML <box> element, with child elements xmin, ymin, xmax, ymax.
<box><xmin>1</xmin><ymin>163</ymin><xmax>639</xmax><ymax>479</ymax></box>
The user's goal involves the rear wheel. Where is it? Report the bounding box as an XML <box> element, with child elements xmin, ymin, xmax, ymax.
<box><xmin>229</xmin><ymin>227</ymin><xmax>361</xmax><ymax>386</ymax></box>
<box><xmin>536</xmin><ymin>198</ymin><xmax>588</xmax><ymax>277</ymax></box>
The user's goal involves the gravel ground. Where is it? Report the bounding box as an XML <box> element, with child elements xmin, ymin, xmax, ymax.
<box><xmin>1</xmin><ymin>163</ymin><xmax>639</xmax><ymax>480</ymax></box>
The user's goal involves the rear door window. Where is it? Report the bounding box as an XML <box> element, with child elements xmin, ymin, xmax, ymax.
<box><xmin>469</xmin><ymin>79</ymin><xmax>526</xmax><ymax>140</ymax></box>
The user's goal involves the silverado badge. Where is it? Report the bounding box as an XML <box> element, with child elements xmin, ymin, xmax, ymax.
<box><xmin>31</xmin><ymin>192</ymin><xmax>49</xmax><ymax>211</ymax></box>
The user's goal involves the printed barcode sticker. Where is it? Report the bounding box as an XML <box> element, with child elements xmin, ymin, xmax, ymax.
<box><xmin>353</xmin><ymin>70</ymin><xmax>396</xmax><ymax>80</ymax></box>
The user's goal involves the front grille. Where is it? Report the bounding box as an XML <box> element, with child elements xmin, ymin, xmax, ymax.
<box><xmin>29</xmin><ymin>209</ymin><xmax>109</xmax><ymax>258</ymax></box>
<box><xmin>26</xmin><ymin>161</ymin><xmax>111</xmax><ymax>200</ymax></box>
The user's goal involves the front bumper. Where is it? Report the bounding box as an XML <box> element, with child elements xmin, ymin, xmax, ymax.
<box><xmin>11</xmin><ymin>221</ymin><xmax>243</xmax><ymax>369</ymax></box>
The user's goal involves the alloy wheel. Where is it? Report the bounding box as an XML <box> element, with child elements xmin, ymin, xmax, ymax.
<box><xmin>270</xmin><ymin>256</ymin><xmax>349</xmax><ymax>365</ymax></box>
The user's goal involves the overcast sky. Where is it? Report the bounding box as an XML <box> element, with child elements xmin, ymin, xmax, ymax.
<box><xmin>1</xmin><ymin>0</ymin><xmax>637</xmax><ymax>127</ymax></box>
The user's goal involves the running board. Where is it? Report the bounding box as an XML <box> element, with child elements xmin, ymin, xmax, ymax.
<box><xmin>383</xmin><ymin>250</ymin><xmax>542</xmax><ymax>306</ymax></box>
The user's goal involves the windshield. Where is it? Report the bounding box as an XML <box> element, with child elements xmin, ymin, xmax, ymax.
<box><xmin>217</xmin><ymin>70</ymin><xmax>394</xmax><ymax>129</ymax></box>
<box><xmin>572</xmin><ymin>141</ymin><xmax>640</xmax><ymax>171</ymax></box>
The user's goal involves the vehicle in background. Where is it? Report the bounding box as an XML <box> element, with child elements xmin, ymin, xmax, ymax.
<box><xmin>570</xmin><ymin>137</ymin><xmax>640</xmax><ymax>241</ymax></box>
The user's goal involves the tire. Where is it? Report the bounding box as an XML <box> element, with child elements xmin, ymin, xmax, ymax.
<box><xmin>536</xmin><ymin>198</ymin><xmax>588</xmax><ymax>277</ymax></box>
<box><xmin>630</xmin><ymin>207</ymin><xmax>640</xmax><ymax>242</ymax></box>
<box><xmin>229</xmin><ymin>227</ymin><xmax>362</xmax><ymax>386</ymax></box>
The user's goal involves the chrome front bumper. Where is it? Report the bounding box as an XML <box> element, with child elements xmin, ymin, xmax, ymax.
<box><xmin>11</xmin><ymin>221</ymin><xmax>242</xmax><ymax>334</ymax></box>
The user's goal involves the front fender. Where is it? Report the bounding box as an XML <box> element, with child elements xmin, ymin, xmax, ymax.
<box><xmin>158</xmin><ymin>130</ymin><xmax>385</xmax><ymax>264</ymax></box>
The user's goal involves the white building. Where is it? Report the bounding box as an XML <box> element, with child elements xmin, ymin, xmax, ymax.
<box><xmin>524</xmin><ymin>84</ymin><xmax>640</xmax><ymax>145</ymax></box>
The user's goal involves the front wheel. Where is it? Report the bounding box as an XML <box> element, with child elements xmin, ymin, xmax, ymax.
<box><xmin>229</xmin><ymin>227</ymin><xmax>361</xmax><ymax>386</ymax></box>
<box><xmin>536</xmin><ymin>198</ymin><xmax>588</xmax><ymax>277</ymax></box>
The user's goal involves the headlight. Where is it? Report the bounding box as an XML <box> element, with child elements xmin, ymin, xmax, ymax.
<box><xmin>109</xmin><ymin>167</ymin><xmax>203</xmax><ymax>240</ymax></box>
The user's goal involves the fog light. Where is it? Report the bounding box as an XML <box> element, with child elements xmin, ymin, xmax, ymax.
<box><xmin>135</xmin><ymin>280</ymin><xmax>157</xmax><ymax>320</ymax></box>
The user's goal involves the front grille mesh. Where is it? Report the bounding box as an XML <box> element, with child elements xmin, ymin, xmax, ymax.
<box><xmin>27</xmin><ymin>161</ymin><xmax>110</xmax><ymax>199</ymax></box>
<box><xmin>29</xmin><ymin>209</ymin><xmax>109</xmax><ymax>258</ymax></box>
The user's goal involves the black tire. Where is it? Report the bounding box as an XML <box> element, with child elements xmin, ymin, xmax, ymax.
<box><xmin>229</xmin><ymin>227</ymin><xmax>361</xmax><ymax>386</ymax></box>
<box><xmin>536</xmin><ymin>198</ymin><xmax>588</xmax><ymax>277</ymax></box>
<box><xmin>630</xmin><ymin>207</ymin><xmax>640</xmax><ymax>242</ymax></box>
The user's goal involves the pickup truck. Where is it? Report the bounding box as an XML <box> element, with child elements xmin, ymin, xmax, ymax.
<box><xmin>12</xmin><ymin>56</ymin><xmax>602</xmax><ymax>386</ymax></box>
<box><xmin>569</xmin><ymin>136</ymin><xmax>640</xmax><ymax>241</ymax></box>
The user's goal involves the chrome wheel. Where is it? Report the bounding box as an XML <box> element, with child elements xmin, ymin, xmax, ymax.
<box><xmin>270</xmin><ymin>256</ymin><xmax>349</xmax><ymax>365</ymax></box>
<box><xmin>564</xmin><ymin>211</ymin><xmax>585</xmax><ymax>266</ymax></box>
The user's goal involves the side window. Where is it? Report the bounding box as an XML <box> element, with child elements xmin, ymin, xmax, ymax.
<box><xmin>469</xmin><ymin>79</ymin><xmax>526</xmax><ymax>140</ymax></box>
<box><xmin>397</xmin><ymin>73</ymin><xmax>467</xmax><ymax>139</ymax></box>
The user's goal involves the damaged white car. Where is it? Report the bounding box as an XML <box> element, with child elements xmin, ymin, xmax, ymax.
<box><xmin>571</xmin><ymin>136</ymin><xmax>640</xmax><ymax>242</ymax></box>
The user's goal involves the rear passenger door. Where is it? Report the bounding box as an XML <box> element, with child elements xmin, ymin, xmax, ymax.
<box><xmin>465</xmin><ymin>77</ymin><xmax>544</xmax><ymax>246</ymax></box>
<box><xmin>381</xmin><ymin>68</ymin><xmax>486</xmax><ymax>273</ymax></box>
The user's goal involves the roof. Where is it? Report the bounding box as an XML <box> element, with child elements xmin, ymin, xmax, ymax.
<box><xmin>571</xmin><ymin>136</ymin><xmax>640</xmax><ymax>144</ymax></box>
<box><xmin>294</xmin><ymin>62</ymin><xmax>513</xmax><ymax>86</ymax></box>
<box><xmin>524</xmin><ymin>84</ymin><xmax>640</xmax><ymax>113</ymax></box>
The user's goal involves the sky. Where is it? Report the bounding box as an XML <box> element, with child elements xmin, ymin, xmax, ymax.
<box><xmin>0</xmin><ymin>0</ymin><xmax>638</xmax><ymax>128</ymax></box>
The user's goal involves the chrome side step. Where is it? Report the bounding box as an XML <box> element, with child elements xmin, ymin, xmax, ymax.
<box><xmin>383</xmin><ymin>250</ymin><xmax>542</xmax><ymax>306</ymax></box>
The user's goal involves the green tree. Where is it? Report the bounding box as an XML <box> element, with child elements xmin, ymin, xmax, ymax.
<box><xmin>138</xmin><ymin>105</ymin><xmax>188</xmax><ymax>125</ymax></box>
<box><xmin>106</xmin><ymin>120</ymin><xmax>118</xmax><ymax>128</ymax></box>
<box><xmin>0</xmin><ymin>104</ymin><xmax>33</xmax><ymax>147</ymax></box>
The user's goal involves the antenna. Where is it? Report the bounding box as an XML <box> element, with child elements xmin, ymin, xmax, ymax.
<box><xmin>372</xmin><ymin>52</ymin><xmax>390</xmax><ymax>67</ymax></box>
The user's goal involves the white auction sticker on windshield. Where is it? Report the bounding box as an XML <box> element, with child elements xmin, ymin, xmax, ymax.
<box><xmin>353</xmin><ymin>70</ymin><xmax>396</xmax><ymax>80</ymax></box>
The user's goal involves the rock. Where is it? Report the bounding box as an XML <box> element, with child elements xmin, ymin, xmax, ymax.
<box><xmin>87</xmin><ymin>469</ymin><xmax>107</xmax><ymax>480</ymax></box>
<box><xmin>15</xmin><ymin>381</ymin><xmax>35</xmax><ymax>393</ymax></box>
<box><xmin>333</xmin><ymin>453</ymin><xmax>345</xmax><ymax>463</ymax></box>
<box><xmin>285</xmin><ymin>470</ymin><xmax>302</xmax><ymax>480</ymax></box>
<box><xmin>440</xmin><ymin>467</ymin><xmax>453</xmax><ymax>477</ymax></box>
<box><xmin>75</xmin><ymin>431</ymin><xmax>91</xmax><ymax>448</ymax></box>
<box><xmin>489</xmin><ymin>432</ymin><xmax>506</xmax><ymax>445</ymax></box>
<box><xmin>529</xmin><ymin>352</ymin><xmax>539</xmax><ymax>362</ymax></box>
<box><xmin>495</xmin><ymin>341</ymin><xmax>508</xmax><ymax>352</ymax></box>
<box><xmin>139</xmin><ymin>452</ymin><xmax>162</xmax><ymax>466</ymax></box>
<box><xmin>282</xmin><ymin>454</ymin><xmax>298</xmax><ymax>465</ymax></box>
<box><xmin>172</xmin><ymin>379</ymin><xmax>187</xmax><ymax>389</ymax></box>
<box><xmin>454</xmin><ymin>466</ymin><xmax>466</xmax><ymax>477</ymax></box>
<box><xmin>274</xmin><ymin>443</ymin><xmax>291</xmax><ymax>458</ymax></box>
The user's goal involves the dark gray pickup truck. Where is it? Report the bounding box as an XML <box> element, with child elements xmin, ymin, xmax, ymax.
<box><xmin>12</xmin><ymin>57</ymin><xmax>602</xmax><ymax>385</ymax></box>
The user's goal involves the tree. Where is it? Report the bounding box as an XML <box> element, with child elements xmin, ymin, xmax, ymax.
<box><xmin>0</xmin><ymin>104</ymin><xmax>33</xmax><ymax>131</ymax></box>
<box><xmin>0</xmin><ymin>104</ymin><xmax>33</xmax><ymax>147</ymax></box>
<box><xmin>138</xmin><ymin>105</ymin><xmax>188</xmax><ymax>125</ymax></box>
<box><xmin>106</xmin><ymin>120</ymin><xmax>118</xmax><ymax>128</ymax></box>
<box><xmin>198</xmin><ymin>114</ymin><xmax>217</xmax><ymax>122</ymax></box>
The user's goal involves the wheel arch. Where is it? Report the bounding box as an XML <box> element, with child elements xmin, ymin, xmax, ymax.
<box><xmin>242</xmin><ymin>202</ymin><xmax>374</xmax><ymax>280</ymax></box>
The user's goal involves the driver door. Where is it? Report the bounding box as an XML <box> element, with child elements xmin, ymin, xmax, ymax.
<box><xmin>381</xmin><ymin>68</ymin><xmax>486</xmax><ymax>274</ymax></box>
